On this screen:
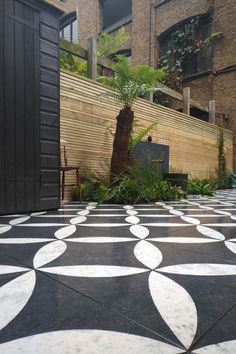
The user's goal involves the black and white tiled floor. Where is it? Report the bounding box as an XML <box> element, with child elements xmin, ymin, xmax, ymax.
<box><xmin>0</xmin><ymin>190</ymin><xmax>236</xmax><ymax>353</ymax></box>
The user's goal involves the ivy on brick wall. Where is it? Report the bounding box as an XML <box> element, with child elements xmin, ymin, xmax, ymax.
<box><xmin>159</xmin><ymin>16</ymin><xmax>223</xmax><ymax>89</ymax></box>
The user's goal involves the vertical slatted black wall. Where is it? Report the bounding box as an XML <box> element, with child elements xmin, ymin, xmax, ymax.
<box><xmin>0</xmin><ymin>0</ymin><xmax>61</xmax><ymax>215</ymax></box>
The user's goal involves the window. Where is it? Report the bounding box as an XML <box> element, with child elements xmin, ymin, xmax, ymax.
<box><xmin>159</xmin><ymin>16</ymin><xmax>212</xmax><ymax>77</ymax></box>
<box><xmin>60</xmin><ymin>12</ymin><xmax>78</xmax><ymax>43</ymax></box>
<box><xmin>110</xmin><ymin>49</ymin><xmax>132</xmax><ymax>62</ymax></box>
<box><xmin>101</xmin><ymin>0</ymin><xmax>132</xmax><ymax>31</ymax></box>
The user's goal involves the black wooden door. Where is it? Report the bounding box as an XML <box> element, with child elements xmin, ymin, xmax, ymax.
<box><xmin>0</xmin><ymin>0</ymin><xmax>60</xmax><ymax>214</ymax></box>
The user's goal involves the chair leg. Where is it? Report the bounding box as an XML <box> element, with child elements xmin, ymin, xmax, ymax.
<box><xmin>76</xmin><ymin>168</ymin><xmax>82</xmax><ymax>203</ymax></box>
<box><xmin>62</xmin><ymin>170</ymin><xmax>65</xmax><ymax>201</ymax></box>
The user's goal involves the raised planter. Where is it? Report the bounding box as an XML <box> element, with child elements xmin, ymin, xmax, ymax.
<box><xmin>164</xmin><ymin>173</ymin><xmax>188</xmax><ymax>192</ymax></box>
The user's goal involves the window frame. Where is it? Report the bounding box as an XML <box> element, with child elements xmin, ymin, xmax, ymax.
<box><xmin>60</xmin><ymin>11</ymin><xmax>78</xmax><ymax>43</ymax></box>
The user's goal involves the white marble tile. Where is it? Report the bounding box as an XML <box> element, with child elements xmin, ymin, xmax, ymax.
<box><xmin>0</xmin><ymin>238</ymin><xmax>53</xmax><ymax>244</ymax></box>
<box><xmin>181</xmin><ymin>216</ymin><xmax>200</xmax><ymax>225</ymax></box>
<box><xmin>159</xmin><ymin>263</ymin><xmax>236</xmax><ymax>276</ymax></box>
<box><xmin>225</xmin><ymin>241</ymin><xmax>236</xmax><ymax>255</ymax></box>
<box><xmin>169</xmin><ymin>210</ymin><xmax>184</xmax><ymax>216</ymax></box>
<box><xmin>70</xmin><ymin>216</ymin><xmax>87</xmax><ymax>225</ymax></box>
<box><xmin>129</xmin><ymin>225</ymin><xmax>149</xmax><ymax>239</ymax></box>
<box><xmin>77</xmin><ymin>210</ymin><xmax>90</xmax><ymax>216</ymax></box>
<box><xmin>142</xmin><ymin>223</ymin><xmax>193</xmax><ymax>227</ymax></box>
<box><xmin>149</xmin><ymin>271</ymin><xmax>197</xmax><ymax>348</ymax></box>
<box><xmin>196</xmin><ymin>225</ymin><xmax>225</xmax><ymax>240</ymax></box>
<box><xmin>0</xmin><ymin>330</ymin><xmax>180</xmax><ymax>354</ymax></box>
<box><xmin>0</xmin><ymin>225</ymin><xmax>12</xmax><ymax>234</ymax></box>
<box><xmin>134</xmin><ymin>241</ymin><xmax>162</xmax><ymax>269</ymax></box>
<box><xmin>67</xmin><ymin>237</ymin><xmax>136</xmax><ymax>243</ymax></box>
<box><xmin>78</xmin><ymin>223</ymin><xmax>128</xmax><ymax>227</ymax></box>
<box><xmin>54</xmin><ymin>225</ymin><xmax>76</xmax><ymax>239</ymax></box>
<box><xmin>0</xmin><ymin>265</ymin><xmax>29</xmax><ymax>274</ymax></box>
<box><xmin>0</xmin><ymin>270</ymin><xmax>36</xmax><ymax>331</ymax></box>
<box><xmin>149</xmin><ymin>237</ymin><xmax>219</xmax><ymax>244</ymax></box>
<box><xmin>196</xmin><ymin>340</ymin><xmax>236</xmax><ymax>353</ymax></box>
<box><xmin>31</xmin><ymin>212</ymin><xmax>47</xmax><ymax>216</ymax></box>
<box><xmin>125</xmin><ymin>216</ymin><xmax>140</xmax><ymax>224</ymax></box>
<box><xmin>123</xmin><ymin>205</ymin><xmax>134</xmax><ymax>210</ymax></box>
<box><xmin>41</xmin><ymin>265</ymin><xmax>148</xmax><ymax>277</ymax></box>
<box><xmin>16</xmin><ymin>223</ymin><xmax>69</xmax><ymax>227</ymax></box>
<box><xmin>9</xmin><ymin>216</ymin><xmax>31</xmax><ymax>225</ymax></box>
<box><xmin>126</xmin><ymin>210</ymin><xmax>139</xmax><ymax>216</ymax></box>
<box><xmin>33</xmin><ymin>241</ymin><xmax>67</xmax><ymax>269</ymax></box>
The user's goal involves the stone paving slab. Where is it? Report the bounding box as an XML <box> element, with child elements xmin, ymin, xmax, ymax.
<box><xmin>0</xmin><ymin>190</ymin><xmax>236</xmax><ymax>353</ymax></box>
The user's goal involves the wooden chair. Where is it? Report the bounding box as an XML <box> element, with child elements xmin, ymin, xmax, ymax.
<box><xmin>60</xmin><ymin>141</ymin><xmax>82</xmax><ymax>202</ymax></box>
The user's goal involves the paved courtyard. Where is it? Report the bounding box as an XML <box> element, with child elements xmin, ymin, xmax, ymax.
<box><xmin>0</xmin><ymin>190</ymin><xmax>236</xmax><ymax>353</ymax></box>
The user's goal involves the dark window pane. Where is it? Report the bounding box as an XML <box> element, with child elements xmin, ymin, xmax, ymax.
<box><xmin>102</xmin><ymin>0</ymin><xmax>132</xmax><ymax>30</ymax></box>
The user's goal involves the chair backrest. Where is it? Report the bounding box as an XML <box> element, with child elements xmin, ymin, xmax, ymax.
<box><xmin>60</xmin><ymin>140</ymin><xmax>68</xmax><ymax>167</ymax></box>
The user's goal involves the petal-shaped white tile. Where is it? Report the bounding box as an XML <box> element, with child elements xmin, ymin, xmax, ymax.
<box><xmin>123</xmin><ymin>205</ymin><xmax>134</xmax><ymax>210</ymax></box>
<box><xmin>225</xmin><ymin>241</ymin><xmax>236</xmax><ymax>255</ymax></box>
<box><xmin>125</xmin><ymin>216</ymin><xmax>140</xmax><ymax>224</ymax></box>
<box><xmin>129</xmin><ymin>225</ymin><xmax>149</xmax><ymax>239</ymax></box>
<box><xmin>0</xmin><ymin>330</ymin><xmax>180</xmax><ymax>354</ymax></box>
<box><xmin>42</xmin><ymin>265</ymin><xmax>148</xmax><ymax>277</ymax></box>
<box><xmin>70</xmin><ymin>216</ymin><xmax>87</xmax><ymax>225</ymax></box>
<box><xmin>199</xmin><ymin>206</ymin><xmax>213</xmax><ymax>210</ymax></box>
<box><xmin>77</xmin><ymin>210</ymin><xmax>90</xmax><ymax>216</ymax></box>
<box><xmin>181</xmin><ymin>216</ymin><xmax>200</xmax><ymax>225</ymax></box>
<box><xmin>79</xmin><ymin>223</ymin><xmax>128</xmax><ymax>227</ymax></box>
<box><xmin>86</xmin><ymin>205</ymin><xmax>96</xmax><ymax>210</ymax></box>
<box><xmin>16</xmin><ymin>223</ymin><xmax>69</xmax><ymax>227</ymax></box>
<box><xmin>33</xmin><ymin>241</ymin><xmax>67</xmax><ymax>269</ymax></box>
<box><xmin>0</xmin><ymin>238</ymin><xmax>53</xmax><ymax>244</ymax></box>
<box><xmin>155</xmin><ymin>202</ymin><xmax>165</xmax><ymax>206</ymax></box>
<box><xmin>54</xmin><ymin>225</ymin><xmax>76</xmax><ymax>240</ymax></box>
<box><xmin>169</xmin><ymin>210</ymin><xmax>184</xmax><ymax>216</ymax></box>
<box><xmin>134</xmin><ymin>241</ymin><xmax>162</xmax><ymax>269</ymax></box>
<box><xmin>196</xmin><ymin>340</ymin><xmax>236</xmax><ymax>353</ymax></box>
<box><xmin>0</xmin><ymin>270</ymin><xmax>36</xmax><ymax>331</ymax></box>
<box><xmin>0</xmin><ymin>225</ymin><xmax>12</xmax><ymax>234</ymax></box>
<box><xmin>126</xmin><ymin>210</ymin><xmax>138</xmax><ymax>216</ymax></box>
<box><xmin>142</xmin><ymin>223</ymin><xmax>192</xmax><ymax>227</ymax></box>
<box><xmin>196</xmin><ymin>225</ymin><xmax>225</xmax><ymax>240</ymax></box>
<box><xmin>159</xmin><ymin>263</ymin><xmax>236</xmax><ymax>276</ymax></box>
<box><xmin>149</xmin><ymin>271</ymin><xmax>197</xmax><ymax>348</ymax></box>
<box><xmin>150</xmin><ymin>237</ymin><xmax>219</xmax><ymax>244</ymax></box>
<box><xmin>214</xmin><ymin>210</ymin><xmax>231</xmax><ymax>216</ymax></box>
<box><xmin>0</xmin><ymin>265</ymin><xmax>29</xmax><ymax>274</ymax></box>
<box><xmin>163</xmin><ymin>206</ymin><xmax>173</xmax><ymax>210</ymax></box>
<box><xmin>9</xmin><ymin>216</ymin><xmax>31</xmax><ymax>225</ymax></box>
<box><xmin>31</xmin><ymin>212</ymin><xmax>47</xmax><ymax>216</ymax></box>
<box><xmin>203</xmin><ymin>223</ymin><xmax>236</xmax><ymax>227</ymax></box>
<box><xmin>67</xmin><ymin>237</ymin><xmax>136</xmax><ymax>243</ymax></box>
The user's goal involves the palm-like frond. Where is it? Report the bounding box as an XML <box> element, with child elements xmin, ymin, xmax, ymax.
<box><xmin>98</xmin><ymin>55</ymin><xmax>166</xmax><ymax>109</ymax></box>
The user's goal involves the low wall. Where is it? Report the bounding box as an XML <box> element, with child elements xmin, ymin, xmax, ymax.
<box><xmin>60</xmin><ymin>71</ymin><xmax>233</xmax><ymax>199</ymax></box>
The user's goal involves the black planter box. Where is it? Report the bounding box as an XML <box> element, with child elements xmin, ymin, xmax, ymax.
<box><xmin>164</xmin><ymin>173</ymin><xmax>188</xmax><ymax>192</ymax></box>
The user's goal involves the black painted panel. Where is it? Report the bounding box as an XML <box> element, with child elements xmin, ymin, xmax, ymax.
<box><xmin>0</xmin><ymin>0</ymin><xmax>5</xmax><ymax>213</ymax></box>
<box><xmin>0</xmin><ymin>0</ymin><xmax>60</xmax><ymax>215</ymax></box>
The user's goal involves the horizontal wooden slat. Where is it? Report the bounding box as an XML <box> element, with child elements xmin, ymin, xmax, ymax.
<box><xmin>60</xmin><ymin>70</ymin><xmax>233</xmax><ymax>200</ymax></box>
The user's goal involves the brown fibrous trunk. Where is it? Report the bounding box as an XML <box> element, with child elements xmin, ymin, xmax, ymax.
<box><xmin>110</xmin><ymin>108</ymin><xmax>134</xmax><ymax>182</ymax></box>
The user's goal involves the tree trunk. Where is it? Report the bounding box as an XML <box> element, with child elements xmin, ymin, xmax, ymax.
<box><xmin>110</xmin><ymin>108</ymin><xmax>134</xmax><ymax>179</ymax></box>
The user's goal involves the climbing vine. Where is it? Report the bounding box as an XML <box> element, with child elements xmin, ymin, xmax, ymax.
<box><xmin>159</xmin><ymin>16</ymin><xmax>223</xmax><ymax>89</ymax></box>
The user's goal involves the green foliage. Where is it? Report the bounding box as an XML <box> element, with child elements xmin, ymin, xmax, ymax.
<box><xmin>71</xmin><ymin>159</ymin><xmax>185</xmax><ymax>203</ymax></box>
<box><xmin>216</xmin><ymin>128</ymin><xmax>228</xmax><ymax>189</ymax></box>
<box><xmin>60</xmin><ymin>50</ymin><xmax>88</xmax><ymax>76</ymax></box>
<box><xmin>97</xmin><ymin>27</ymin><xmax>129</xmax><ymax>57</ymax></box>
<box><xmin>129</xmin><ymin>122</ymin><xmax>157</xmax><ymax>155</ymax></box>
<box><xmin>159</xmin><ymin>16</ymin><xmax>223</xmax><ymax>89</ymax></box>
<box><xmin>188</xmin><ymin>178</ymin><xmax>215</xmax><ymax>196</ymax></box>
<box><xmin>98</xmin><ymin>55</ymin><xmax>166</xmax><ymax>108</ymax></box>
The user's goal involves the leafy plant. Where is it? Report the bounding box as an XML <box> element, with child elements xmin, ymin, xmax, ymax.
<box><xmin>216</xmin><ymin>128</ymin><xmax>228</xmax><ymax>189</ymax></box>
<box><xmin>97</xmin><ymin>27</ymin><xmax>129</xmax><ymax>57</ymax></box>
<box><xmin>129</xmin><ymin>121</ymin><xmax>157</xmax><ymax>155</ymax></box>
<box><xmin>99</xmin><ymin>55</ymin><xmax>166</xmax><ymax>109</ymax></box>
<box><xmin>188</xmin><ymin>178</ymin><xmax>215</xmax><ymax>196</ymax></box>
<box><xmin>60</xmin><ymin>50</ymin><xmax>88</xmax><ymax>76</ymax></box>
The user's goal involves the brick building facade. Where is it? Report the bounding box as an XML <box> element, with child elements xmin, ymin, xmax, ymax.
<box><xmin>48</xmin><ymin>0</ymin><xmax>236</xmax><ymax>168</ymax></box>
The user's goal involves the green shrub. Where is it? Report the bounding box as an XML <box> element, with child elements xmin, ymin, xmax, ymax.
<box><xmin>188</xmin><ymin>178</ymin><xmax>215</xmax><ymax>196</ymax></box>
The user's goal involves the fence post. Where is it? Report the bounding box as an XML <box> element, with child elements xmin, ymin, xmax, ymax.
<box><xmin>209</xmin><ymin>100</ymin><xmax>216</xmax><ymax>124</ymax></box>
<box><xmin>183</xmin><ymin>87</ymin><xmax>190</xmax><ymax>115</ymax></box>
<box><xmin>87</xmin><ymin>37</ymin><xmax>97</xmax><ymax>80</ymax></box>
<box><xmin>145</xmin><ymin>90</ymin><xmax>154</xmax><ymax>103</ymax></box>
